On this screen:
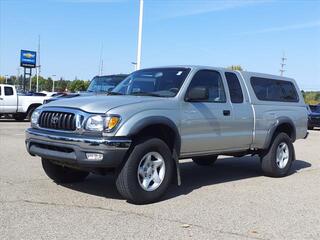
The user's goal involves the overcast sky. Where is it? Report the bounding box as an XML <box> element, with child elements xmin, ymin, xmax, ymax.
<box><xmin>0</xmin><ymin>0</ymin><xmax>319</xmax><ymax>90</ymax></box>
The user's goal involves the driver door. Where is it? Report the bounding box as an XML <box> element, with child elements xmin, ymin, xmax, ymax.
<box><xmin>180</xmin><ymin>69</ymin><xmax>234</xmax><ymax>155</ymax></box>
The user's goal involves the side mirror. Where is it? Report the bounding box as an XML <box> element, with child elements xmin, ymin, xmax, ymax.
<box><xmin>186</xmin><ymin>86</ymin><xmax>209</xmax><ymax>102</ymax></box>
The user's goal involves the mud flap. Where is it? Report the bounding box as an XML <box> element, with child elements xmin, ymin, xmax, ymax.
<box><xmin>172</xmin><ymin>150</ymin><xmax>181</xmax><ymax>186</ymax></box>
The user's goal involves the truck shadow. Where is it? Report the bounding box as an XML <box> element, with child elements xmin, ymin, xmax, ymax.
<box><xmin>61</xmin><ymin>156</ymin><xmax>311</xmax><ymax>202</ymax></box>
<box><xmin>164</xmin><ymin>157</ymin><xmax>311</xmax><ymax>201</ymax></box>
<box><xmin>0</xmin><ymin>119</ymin><xmax>29</xmax><ymax>122</ymax></box>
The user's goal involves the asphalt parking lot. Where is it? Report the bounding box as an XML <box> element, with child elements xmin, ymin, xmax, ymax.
<box><xmin>0</xmin><ymin>120</ymin><xmax>319</xmax><ymax>240</ymax></box>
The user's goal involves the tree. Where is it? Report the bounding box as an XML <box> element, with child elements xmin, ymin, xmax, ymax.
<box><xmin>68</xmin><ymin>80</ymin><xmax>90</xmax><ymax>92</ymax></box>
<box><xmin>227</xmin><ymin>65</ymin><xmax>243</xmax><ymax>71</ymax></box>
<box><xmin>0</xmin><ymin>76</ymin><xmax>5</xmax><ymax>84</ymax></box>
<box><xmin>302</xmin><ymin>91</ymin><xmax>320</xmax><ymax>104</ymax></box>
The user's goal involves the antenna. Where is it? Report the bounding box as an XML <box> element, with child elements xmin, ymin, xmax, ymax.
<box><xmin>280</xmin><ymin>52</ymin><xmax>287</xmax><ymax>76</ymax></box>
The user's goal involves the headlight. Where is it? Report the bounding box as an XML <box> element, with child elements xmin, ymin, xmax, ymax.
<box><xmin>85</xmin><ymin>115</ymin><xmax>120</xmax><ymax>132</ymax></box>
<box><xmin>31</xmin><ymin>110</ymin><xmax>41</xmax><ymax>127</ymax></box>
<box><xmin>85</xmin><ymin>115</ymin><xmax>105</xmax><ymax>131</ymax></box>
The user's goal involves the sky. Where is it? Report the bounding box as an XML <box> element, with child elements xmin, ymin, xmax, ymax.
<box><xmin>0</xmin><ymin>0</ymin><xmax>320</xmax><ymax>90</ymax></box>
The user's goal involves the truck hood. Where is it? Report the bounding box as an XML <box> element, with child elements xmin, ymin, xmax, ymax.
<box><xmin>42</xmin><ymin>95</ymin><xmax>165</xmax><ymax>113</ymax></box>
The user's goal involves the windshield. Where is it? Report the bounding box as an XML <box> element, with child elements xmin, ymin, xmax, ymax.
<box><xmin>111</xmin><ymin>68</ymin><xmax>191</xmax><ymax>97</ymax></box>
<box><xmin>310</xmin><ymin>105</ymin><xmax>320</xmax><ymax>113</ymax></box>
<box><xmin>87</xmin><ymin>75</ymin><xmax>127</xmax><ymax>93</ymax></box>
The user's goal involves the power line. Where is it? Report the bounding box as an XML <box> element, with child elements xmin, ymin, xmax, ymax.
<box><xmin>280</xmin><ymin>52</ymin><xmax>287</xmax><ymax>76</ymax></box>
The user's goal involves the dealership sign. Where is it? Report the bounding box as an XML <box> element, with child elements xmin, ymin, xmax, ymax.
<box><xmin>20</xmin><ymin>50</ymin><xmax>37</xmax><ymax>68</ymax></box>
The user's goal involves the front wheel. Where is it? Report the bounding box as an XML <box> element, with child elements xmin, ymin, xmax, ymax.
<box><xmin>42</xmin><ymin>158</ymin><xmax>89</xmax><ymax>183</ymax></box>
<box><xmin>260</xmin><ymin>133</ymin><xmax>294</xmax><ymax>177</ymax></box>
<box><xmin>116</xmin><ymin>138</ymin><xmax>174</xmax><ymax>204</ymax></box>
<box><xmin>27</xmin><ymin>106</ymin><xmax>37</xmax><ymax>120</ymax></box>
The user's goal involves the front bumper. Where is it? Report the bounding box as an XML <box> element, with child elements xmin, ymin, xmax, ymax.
<box><xmin>25</xmin><ymin>128</ymin><xmax>131</xmax><ymax>169</ymax></box>
<box><xmin>308</xmin><ymin>118</ymin><xmax>320</xmax><ymax>128</ymax></box>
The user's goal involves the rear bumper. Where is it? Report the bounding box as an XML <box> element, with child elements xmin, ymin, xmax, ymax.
<box><xmin>25</xmin><ymin>128</ymin><xmax>131</xmax><ymax>169</ymax></box>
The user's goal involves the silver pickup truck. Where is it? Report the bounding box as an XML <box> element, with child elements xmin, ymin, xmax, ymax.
<box><xmin>25</xmin><ymin>66</ymin><xmax>308</xmax><ymax>204</ymax></box>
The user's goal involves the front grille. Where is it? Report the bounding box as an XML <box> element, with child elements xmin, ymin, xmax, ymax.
<box><xmin>38</xmin><ymin>111</ymin><xmax>76</xmax><ymax>131</ymax></box>
<box><xmin>31</xmin><ymin>143</ymin><xmax>74</xmax><ymax>153</ymax></box>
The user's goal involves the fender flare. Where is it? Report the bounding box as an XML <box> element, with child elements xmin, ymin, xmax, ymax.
<box><xmin>127</xmin><ymin>116</ymin><xmax>182</xmax><ymax>185</ymax></box>
<box><xmin>262</xmin><ymin>117</ymin><xmax>296</xmax><ymax>149</ymax></box>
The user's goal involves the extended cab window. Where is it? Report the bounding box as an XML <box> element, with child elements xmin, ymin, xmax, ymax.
<box><xmin>251</xmin><ymin>77</ymin><xmax>299</xmax><ymax>102</ymax></box>
<box><xmin>4</xmin><ymin>87</ymin><xmax>14</xmax><ymax>96</ymax></box>
<box><xmin>187</xmin><ymin>70</ymin><xmax>226</xmax><ymax>102</ymax></box>
<box><xmin>225</xmin><ymin>72</ymin><xmax>243</xmax><ymax>103</ymax></box>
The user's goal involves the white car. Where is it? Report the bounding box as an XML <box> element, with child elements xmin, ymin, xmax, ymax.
<box><xmin>0</xmin><ymin>84</ymin><xmax>49</xmax><ymax>121</ymax></box>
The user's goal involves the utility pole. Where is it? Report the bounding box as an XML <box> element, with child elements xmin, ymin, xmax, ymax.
<box><xmin>36</xmin><ymin>35</ymin><xmax>41</xmax><ymax>92</ymax></box>
<box><xmin>16</xmin><ymin>67</ymin><xmax>20</xmax><ymax>88</ymax></box>
<box><xmin>136</xmin><ymin>0</ymin><xmax>144</xmax><ymax>70</ymax></box>
<box><xmin>98</xmin><ymin>43</ymin><xmax>103</xmax><ymax>76</ymax></box>
<box><xmin>29</xmin><ymin>73</ymin><xmax>32</xmax><ymax>91</ymax></box>
<box><xmin>52</xmin><ymin>74</ymin><xmax>56</xmax><ymax>92</ymax></box>
<box><xmin>280</xmin><ymin>52</ymin><xmax>287</xmax><ymax>76</ymax></box>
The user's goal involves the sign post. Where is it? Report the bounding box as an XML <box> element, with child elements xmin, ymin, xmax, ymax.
<box><xmin>20</xmin><ymin>50</ymin><xmax>36</xmax><ymax>92</ymax></box>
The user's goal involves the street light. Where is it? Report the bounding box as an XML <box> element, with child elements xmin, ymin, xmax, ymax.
<box><xmin>136</xmin><ymin>0</ymin><xmax>144</xmax><ymax>70</ymax></box>
<box><xmin>52</xmin><ymin>74</ymin><xmax>56</xmax><ymax>92</ymax></box>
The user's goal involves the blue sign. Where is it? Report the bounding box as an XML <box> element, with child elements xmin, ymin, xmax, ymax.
<box><xmin>20</xmin><ymin>50</ymin><xmax>37</xmax><ymax>68</ymax></box>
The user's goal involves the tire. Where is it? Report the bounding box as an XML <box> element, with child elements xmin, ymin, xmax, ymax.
<box><xmin>260</xmin><ymin>132</ymin><xmax>294</xmax><ymax>177</ymax></box>
<box><xmin>193</xmin><ymin>155</ymin><xmax>218</xmax><ymax>166</ymax></box>
<box><xmin>42</xmin><ymin>158</ymin><xmax>89</xmax><ymax>183</ymax></box>
<box><xmin>13</xmin><ymin>113</ymin><xmax>27</xmax><ymax>121</ymax></box>
<box><xmin>27</xmin><ymin>106</ymin><xmax>37</xmax><ymax>120</ymax></box>
<box><xmin>116</xmin><ymin>138</ymin><xmax>174</xmax><ymax>204</ymax></box>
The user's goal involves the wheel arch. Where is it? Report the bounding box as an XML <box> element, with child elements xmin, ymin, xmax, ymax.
<box><xmin>127</xmin><ymin>116</ymin><xmax>181</xmax><ymax>156</ymax></box>
<box><xmin>263</xmin><ymin>117</ymin><xmax>296</xmax><ymax>150</ymax></box>
<box><xmin>27</xmin><ymin>103</ymin><xmax>42</xmax><ymax>115</ymax></box>
<box><xmin>123</xmin><ymin>116</ymin><xmax>182</xmax><ymax>185</ymax></box>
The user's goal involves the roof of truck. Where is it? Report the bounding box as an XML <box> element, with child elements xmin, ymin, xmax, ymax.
<box><xmin>138</xmin><ymin>65</ymin><xmax>294</xmax><ymax>81</ymax></box>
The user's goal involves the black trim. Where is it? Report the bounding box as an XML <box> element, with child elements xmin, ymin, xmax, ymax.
<box><xmin>128</xmin><ymin>116</ymin><xmax>181</xmax><ymax>155</ymax></box>
<box><xmin>262</xmin><ymin>117</ymin><xmax>296</xmax><ymax>149</ymax></box>
<box><xmin>128</xmin><ymin>116</ymin><xmax>182</xmax><ymax>185</ymax></box>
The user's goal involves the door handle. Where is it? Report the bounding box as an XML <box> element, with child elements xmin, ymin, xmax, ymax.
<box><xmin>223</xmin><ymin>110</ymin><xmax>230</xmax><ymax>116</ymax></box>
<box><xmin>0</xmin><ymin>97</ymin><xmax>3</xmax><ymax>100</ymax></box>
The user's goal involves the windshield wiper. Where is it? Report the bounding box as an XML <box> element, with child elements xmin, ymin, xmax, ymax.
<box><xmin>130</xmin><ymin>92</ymin><xmax>162</xmax><ymax>97</ymax></box>
<box><xmin>108</xmin><ymin>92</ymin><xmax>124</xmax><ymax>96</ymax></box>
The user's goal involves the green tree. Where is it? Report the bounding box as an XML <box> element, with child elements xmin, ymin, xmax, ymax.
<box><xmin>68</xmin><ymin>80</ymin><xmax>90</xmax><ymax>92</ymax></box>
<box><xmin>303</xmin><ymin>91</ymin><xmax>320</xmax><ymax>104</ymax></box>
<box><xmin>227</xmin><ymin>65</ymin><xmax>243</xmax><ymax>71</ymax></box>
<box><xmin>0</xmin><ymin>76</ymin><xmax>6</xmax><ymax>84</ymax></box>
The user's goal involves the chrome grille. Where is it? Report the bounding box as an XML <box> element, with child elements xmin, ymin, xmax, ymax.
<box><xmin>38</xmin><ymin>111</ymin><xmax>76</xmax><ymax>131</ymax></box>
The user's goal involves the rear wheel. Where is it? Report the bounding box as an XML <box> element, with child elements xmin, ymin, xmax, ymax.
<box><xmin>42</xmin><ymin>158</ymin><xmax>89</xmax><ymax>183</ymax></box>
<box><xmin>260</xmin><ymin>132</ymin><xmax>294</xmax><ymax>177</ymax></box>
<box><xmin>193</xmin><ymin>155</ymin><xmax>218</xmax><ymax>166</ymax></box>
<box><xmin>116</xmin><ymin>138</ymin><xmax>174</xmax><ymax>204</ymax></box>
